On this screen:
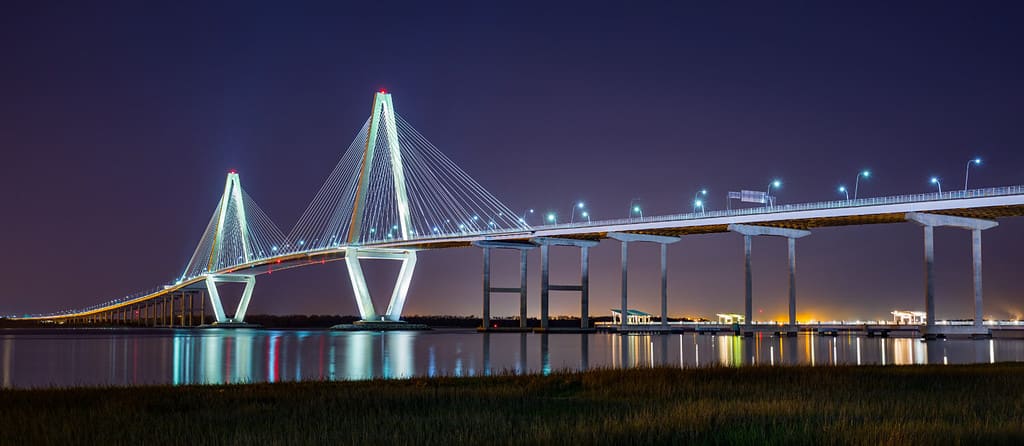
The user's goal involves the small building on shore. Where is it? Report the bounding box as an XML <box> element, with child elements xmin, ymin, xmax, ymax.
<box><xmin>610</xmin><ymin>309</ymin><xmax>653</xmax><ymax>325</ymax></box>
<box><xmin>891</xmin><ymin>310</ymin><xmax>927</xmax><ymax>324</ymax></box>
<box><xmin>716</xmin><ymin>313</ymin><xmax>745</xmax><ymax>324</ymax></box>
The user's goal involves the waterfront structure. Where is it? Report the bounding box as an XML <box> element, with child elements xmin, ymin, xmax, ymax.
<box><xmin>611</xmin><ymin>309</ymin><xmax>653</xmax><ymax>325</ymax></box>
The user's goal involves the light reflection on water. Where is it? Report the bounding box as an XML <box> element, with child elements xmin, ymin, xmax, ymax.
<box><xmin>1</xmin><ymin>329</ymin><xmax>1022</xmax><ymax>388</ymax></box>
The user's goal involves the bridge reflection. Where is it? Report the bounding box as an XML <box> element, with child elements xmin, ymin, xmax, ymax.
<box><xmin>1</xmin><ymin>331</ymin><xmax>1021</xmax><ymax>388</ymax></box>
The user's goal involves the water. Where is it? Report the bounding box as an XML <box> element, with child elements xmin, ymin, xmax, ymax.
<box><xmin>2</xmin><ymin>329</ymin><xmax>1024</xmax><ymax>389</ymax></box>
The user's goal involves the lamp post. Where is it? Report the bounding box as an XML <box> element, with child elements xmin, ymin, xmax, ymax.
<box><xmin>766</xmin><ymin>180</ymin><xmax>781</xmax><ymax>207</ymax></box>
<box><xmin>570</xmin><ymin>201</ymin><xmax>585</xmax><ymax>223</ymax></box>
<box><xmin>931</xmin><ymin>177</ymin><xmax>942</xmax><ymax>194</ymax></box>
<box><xmin>694</xmin><ymin>199</ymin><xmax>705</xmax><ymax>216</ymax></box>
<box><xmin>519</xmin><ymin>208</ymin><xmax>534</xmax><ymax>225</ymax></box>
<box><xmin>693</xmin><ymin>189</ymin><xmax>707</xmax><ymax>213</ymax></box>
<box><xmin>838</xmin><ymin>186</ymin><xmax>849</xmax><ymax>200</ymax></box>
<box><xmin>581</xmin><ymin>211</ymin><xmax>591</xmax><ymax>223</ymax></box>
<box><xmin>546</xmin><ymin>212</ymin><xmax>557</xmax><ymax>225</ymax></box>
<box><xmin>629</xmin><ymin>199</ymin><xmax>643</xmax><ymax>219</ymax></box>
<box><xmin>965</xmin><ymin>158</ymin><xmax>981</xmax><ymax>191</ymax></box>
<box><xmin>854</xmin><ymin>170</ymin><xmax>870</xmax><ymax>200</ymax></box>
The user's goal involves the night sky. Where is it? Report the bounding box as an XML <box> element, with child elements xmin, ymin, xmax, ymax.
<box><xmin>3</xmin><ymin>2</ymin><xmax>1024</xmax><ymax>321</ymax></box>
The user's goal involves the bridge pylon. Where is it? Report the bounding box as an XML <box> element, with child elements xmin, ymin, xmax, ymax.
<box><xmin>337</xmin><ymin>91</ymin><xmax>420</xmax><ymax>328</ymax></box>
<box><xmin>179</xmin><ymin>170</ymin><xmax>288</xmax><ymax>326</ymax></box>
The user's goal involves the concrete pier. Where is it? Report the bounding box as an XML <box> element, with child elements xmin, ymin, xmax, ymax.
<box><xmin>906</xmin><ymin>212</ymin><xmax>997</xmax><ymax>337</ymax></box>
<box><xmin>607</xmin><ymin>232</ymin><xmax>680</xmax><ymax>331</ymax></box>
<box><xmin>728</xmin><ymin>224</ymin><xmax>810</xmax><ymax>335</ymax></box>
<box><xmin>473</xmin><ymin>241</ymin><xmax>535</xmax><ymax>330</ymax></box>
<box><xmin>531</xmin><ymin>237</ymin><xmax>598</xmax><ymax>331</ymax></box>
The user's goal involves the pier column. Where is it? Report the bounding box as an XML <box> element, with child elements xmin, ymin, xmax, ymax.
<box><xmin>788</xmin><ymin>237</ymin><xmax>797</xmax><ymax>326</ymax></box>
<box><xmin>728</xmin><ymin>224</ymin><xmax>811</xmax><ymax>333</ymax></box>
<box><xmin>608</xmin><ymin>232</ymin><xmax>681</xmax><ymax>331</ymax></box>
<box><xmin>541</xmin><ymin>244</ymin><xmax>549</xmax><ymax>328</ymax></box>
<box><xmin>520</xmin><ymin>249</ymin><xmax>529</xmax><ymax>328</ymax></box>
<box><xmin>972</xmin><ymin>229</ymin><xmax>983</xmax><ymax>328</ymax></box>
<box><xmin>474</xmin><ymin>241</ymin><xmax>536</xmax><ymax>330</ymax></box>
<box><xmin>530</xmin><ymin>237</ymin><xmax>599</xmax><ymax>331</ymax></box>
<box><xmin>620</xmin><ymin>241</ymin><xmax>628</xmax><ymax>330</ymax></box>
<box><xmin>906</xmin><ymin>212</ymin><xmax>998</xmax><ymax>332</ymax></box>
<box><xmin>924</xmin><ymin>225</ymin><xmax>935</xmax><ymax>327</ymax></box>
<box><xmin>482</xmin><ymin>247</ymin><xmax>491</xmax><ymax>328</ymax></box>
<box><xmin>581</xmin><ymin>246</ymin><xmax>590</xmax><ymax>329</ymax></box>
<box><xmin>744</xmin><ymin>235</ymin><xmax>752</xmax><ymax>326</ymax></box>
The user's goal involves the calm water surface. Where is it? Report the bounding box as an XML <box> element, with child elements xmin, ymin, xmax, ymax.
<box><xmin>3</xmin><ymin>328</ymin><xmax>1024</xmax><ymax>388</ymax></box>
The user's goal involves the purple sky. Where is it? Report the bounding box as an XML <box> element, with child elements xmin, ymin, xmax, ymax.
<box><xmin>2</xmin><ymin>2</ymin><xmax>1024</xmax><ymax>321</ymax></box>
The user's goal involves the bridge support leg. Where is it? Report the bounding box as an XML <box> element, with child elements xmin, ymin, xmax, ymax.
<box><xmin>788</xmin><ymin>237</ymin><xmax>797</xmax><ymax>329</ymax></box>
<box><xmin>923</xmin><ymin>225</ymin><xmax>936</xmax><ymax>328</ymax></box>
<box><xmin>203</xmin><ymin>274</ymin><xmax>257</xmax><ymax>325</ymax></box>
<box><xmin>607</xmin><ymin>233</ymin><xmax>680</xmax><ymax>331</ymax></box>
<box><xmin>521</xmin><ymin>249</ymin><xmax>529</xmax><ymax>328</ymax></box>
<box><xmin>728</xmin><ymin>224</ymin><xmax>811</xmax><ymax>335</ymax></box>
<box><xmin>581</xmin><ymin>246</ymin><xmax>590</xmax><ymax>330</ymax></box>
<box><xmin>744</xmin><ymin>235</ymin><xmax>752</xmax><ymax>328</ymax></box>
<box><xmin>541</xmin><ymin>244</ymin><xmax>550</xmax><ymax>329</ymax></box>
<box><xmin>906</xmin><ymin>212</ymin><xmax>998</xmax><ymax>336</ymax></box>
<box><xmin>482</xmin><ymin>247</ymin><xmax>491</xmax><ymax>328</ymax></box>
<box><xmin>530</xmin><ymin>238</ymin><xmax>598</xmax><ymax>332</ymax></box>
<box><xmin>972</xmin><ymin>229</ymin><xmax>983</xmax><ymax>328</ymax></box>
<box><xmin>340</xmin><ymin>248</ymin><xmax>419</xmax><ymax>327</ymax></box>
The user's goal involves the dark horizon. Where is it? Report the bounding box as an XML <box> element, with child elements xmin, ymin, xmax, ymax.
<box><xmin>2</xmin><ymin>2</ymin><xmax>1024</xmax><ymax>321</ymax></box>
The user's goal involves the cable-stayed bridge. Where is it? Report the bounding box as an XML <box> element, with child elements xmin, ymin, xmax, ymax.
<box><xmin>10</xmin><ymin>91</ymin><xmax>1024</xmax><ymax>338</ymax></box>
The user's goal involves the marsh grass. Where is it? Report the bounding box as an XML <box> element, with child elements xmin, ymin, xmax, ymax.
<box><xmin>2</xmin><ymin>364</ymin><xmax>1023</xmax><ymax>445</ymax></box>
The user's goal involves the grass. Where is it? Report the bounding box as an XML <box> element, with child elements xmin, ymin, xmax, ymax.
<box><xmin>1</xmin><ymin>364</ymin><xmax>1023</xmax><ymax>445</ymax></box>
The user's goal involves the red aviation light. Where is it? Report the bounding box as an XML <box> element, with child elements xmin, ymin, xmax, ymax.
<box><xmin>379</xmin><ymin>88</ymin><xmax>387</xmax><ymax>94</ymax></box>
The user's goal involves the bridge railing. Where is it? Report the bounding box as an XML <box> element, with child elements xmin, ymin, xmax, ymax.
<box><xmin>527</xmin><ymin>185</ymin><xmax>1024</xmax><ymax>232</ymax></box>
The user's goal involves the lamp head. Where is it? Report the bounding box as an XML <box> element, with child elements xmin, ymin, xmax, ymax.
<box><xmin>772</xmin><ymin>180</ymin><xmax>781</xmax><ymax>188</ymax></box>
<box><xmin>701</xmin><ymin>189</ymin><xmax>707</xmax><ymax>195</ymax></box>
<box><xmin>862</xmin><ymin>170</ymin><xmax>870</xmax><ymax>177</ymax></box>
<box><xmin>694</xmin><ymin>199</ymin><xmax>703</xmax><ymax>207</ymax></box>
<box><xmin>931</xmin><ymin>177</ymin><xmax>939</xmax><ymax>184</ymax></box>
<box><xmin>633</xmin><ymin>206</ymin><xmax>641</xmax><ymax>213</ymax></box>
<box><xmin>974</xmin><ymin>158</ymin><xmax>982</xmax><ymax>165</ymax></box>
<box><xmin>838</xmin><ymin>186</ymin><xmax>846</xmax><ymax>192</ymax></box>
<box><xmin>577</xmin><ymin>202</ymin><xmax>585</xmax><ymax>208</ymax></box>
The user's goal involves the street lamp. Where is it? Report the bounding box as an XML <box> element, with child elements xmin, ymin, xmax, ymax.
<box><xmin>519</xmin><ymin>208</ymin><xmax>534</xmax><ymax>224</ymax></box>
<box><xmin>931</xmin><ymin>177</ymin><xmax>942</xmax><ymax>194</ymax></box>
<box><xmin>570</xmin><ymin>201</ymin><xmax>585</xmax><ymax>223</ymax></box>
<box><xmin>693</xmin><ymin>189</ymin><xmax>707</xmax><ymax>213</ymax></box>
<box><xmin>581</xmin><ymin>211</ymin><xmax>591</xmax><ymax>223</ymax></box>
<box><xmin>629</xmin><ymin>199</ymin><xmax>643</xmax><ymax>219</ymax></box>
<box><xmin>694</xmin><ymin>199</ymin><xmax>705</xmax><ymax>216</ymax></box>
<box><xmin>965</xmin><ymin>157</ymin><xmax>981</xmax><ymax>191</ymax></box>
<box><xmin>766</xmin><ymin>180</ymin><xmax>781</xmax><ymax>207</ymax></box>
<box><xmin>546</xmin><ymin>212</ymin><xmax>557</xmax><ymax>224</ymax></box>
<box><xmin>854</xmin><ymin>170</ymin><xmax>870</xmax><ymax>200</ymax></box>
<box><xmin>838</xmin><ymin>186</ymin><xmax>849</xmax><ymax>200</ymax></box>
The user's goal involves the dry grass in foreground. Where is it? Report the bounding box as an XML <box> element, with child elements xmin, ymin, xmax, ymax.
<box><xmin>1</xmin><ymin>364</ymin><xmax>1023</xmax><ymax>445</ymax></box>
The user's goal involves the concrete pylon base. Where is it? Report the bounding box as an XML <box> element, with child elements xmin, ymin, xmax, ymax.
<box><xmin>199</xmin><ymin>321</ymin><xmax>261</xmax><ymax>329</ymax></box>
<box><xmin>331</xmin><ymin>320</ymin><xmax>430</xmax><ymax>331</ymax></box>
<box><xmin>920</xmin><ymin>325</ymin><xmax>990</xmax><ymax>340</ymax></box>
